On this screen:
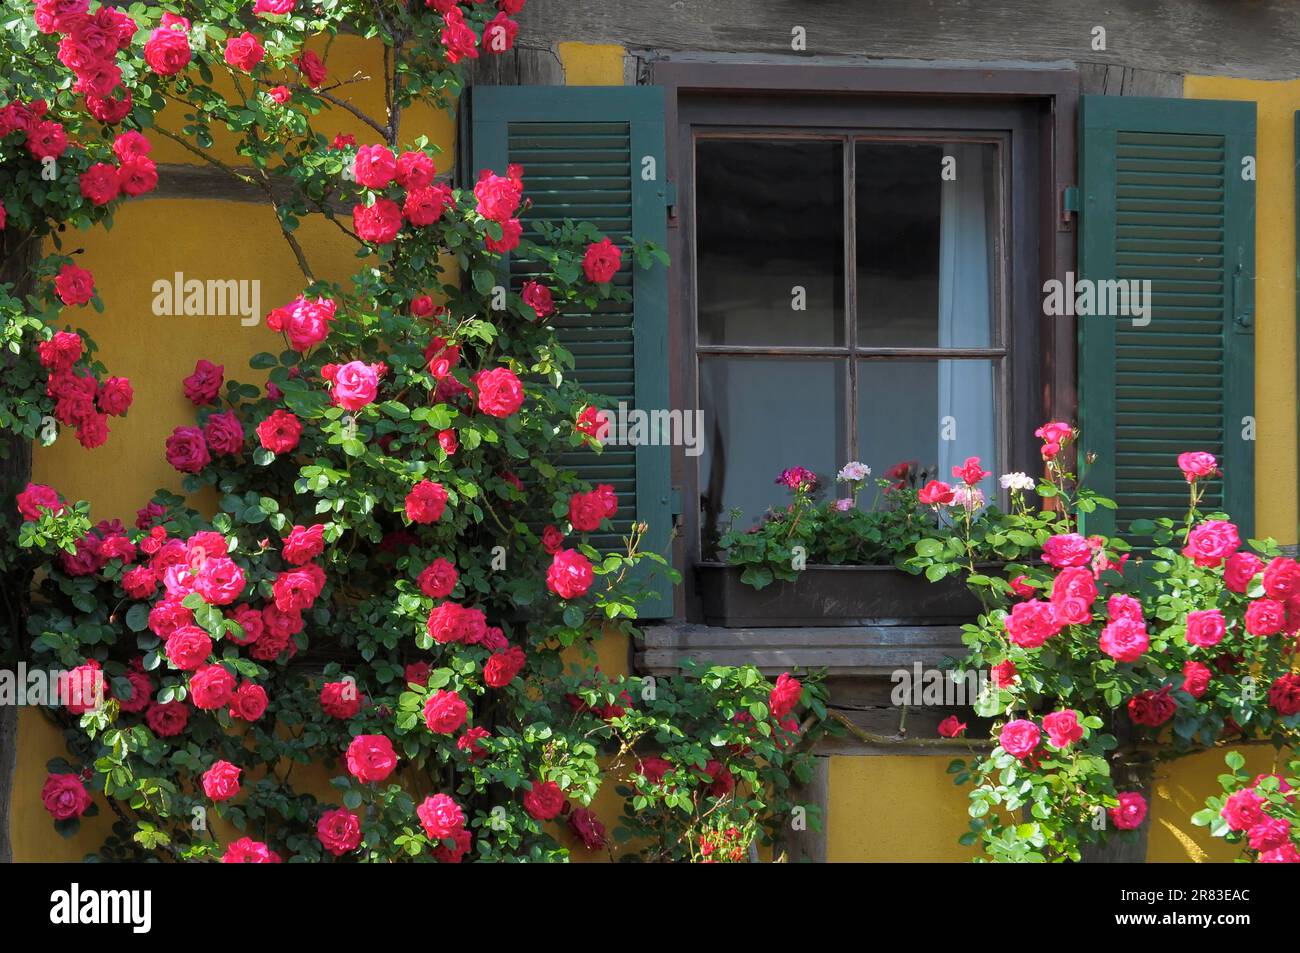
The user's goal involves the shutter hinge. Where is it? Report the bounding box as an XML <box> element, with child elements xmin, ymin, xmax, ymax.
<box><xmin>1062</xmin><ymin>185</ymin><xmax>1080</xmax><ymax>215</ymax></box>
<box><xmin>669</xmin><ymin>486</ymin><xmax>683</xmax><ymax>521</ymax></box>
<box><xmin>663</xmin><ymin>181</ymin><xmax>678</xmax><ymax>227</ymax></box>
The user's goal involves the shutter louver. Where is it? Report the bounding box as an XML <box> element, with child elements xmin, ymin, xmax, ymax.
<box><xmin>1079</xmin><ymin>96</ymin><xmax>1255</xmax><ymax>541</ymax></box>
<box><xmin>469</xmin><ymin>86</ymin><xmax>675</xmax><ymax>616</ymax></box>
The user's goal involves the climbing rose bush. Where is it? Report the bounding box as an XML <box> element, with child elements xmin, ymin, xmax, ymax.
<box><xmin>5</xmin><ymin>0</ymin><xmax>829</xmax><ymax>862</ymax></box>
<box><xmin>942</xmin><ymin>424</ymin><xmax>1299</xmax><ymax>862</ymax></box>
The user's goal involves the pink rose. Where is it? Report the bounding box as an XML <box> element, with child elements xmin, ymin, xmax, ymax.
<box><xmin>1182</xmin><ymin>520</ymin><xmax>1240</xmax><ymax>568</ymax></box>
<box><xmin>1225</xmin><ymin>551</ymin><xmax>1265</xmax><ymax>594</ymax></box>
<box><xmin>256</xmin><ymin>409</ymin><xmax>302</xmax><ymax>454</ymax></box>
<box><xmin>999</xmin><ymin>719</ymin><xmax>1040</xmax><ymax>760</ymax></box>
<box><xmin>317</xmin><ymin>808</ymin><xmax>361</xmax><ymax>856</ymax></box>
<box><xmin>473</xmin><ymin>168</ymin><xmax>523</xmax><ymax>222</ymax></box>
<box><xmin>417</xmin><ymin>793</ymin><xmax>465</xmax><ymax>839</ymax></box>
<box><xmin>41</xmin><ymin>773</ymin><xmax>93</xmax><ymax>820</ymax></box>
<box><xmin>353</xmin><ymin>198</ymin><xmax>403</xmax><ymax>243</ymax></box>
<box><xmin>224</xmin><ymin>31</ymin><xmax>264</xmax><ymax>71</ymax></box>
<box><xmin>222</xmin><ymin>837</ymin><xmax>281</xmax><ymax>863</ymax></box>
<box><xmin>1110</xmin><ymin>792</ymin><xmax>1147</xmax><ymax>830</ymax></box>
<box><xmin>1042</xmin><ymin>709</ymin><xmax>1084</xmax><ymax>748</ymax></box>
<box><xmin>189</xmin><ymin>664</ymin><xmax>236</xmax><ymax>710</ymax></box>
<box><xmin>54</xmin><ymin>264</ymin><xmax>95</xmax><ymax>305</ymax></box>
<box><xmin>144</xmin><ymin>25</ymin><xmax>191</xmax><ymax>76</ymax></box>
<box><xmin>546</xmin><ymin>548</ymin><xmax>594</xmax><ymax>599</ymax></box>
<box><xmin>1099</xmin><ymin>617</ymin><xmax>1149</xmax><ymax>663</ymax></box>
<box><xmin>1245</xmin><ymin>598</ymin><xmax>1288</xmax><ymax>637</ymax></box>
<box><xmin>1221</xmin><ymin>789</ymin><xmax>1267</xmax><ymax>831</ymax></box>
<box><xmin>1184</xmin><ymin>608</ymin><xmax>1226</xmax><ymax>647</ymax></box>
<box><xmin>282</xmin><ymin>524</ymin><xmax>325</xmax><ymax>565</ymax></box>
<box><xmin>229</xmin><ymin>681</ymin><xmax>268</xmax><ymax>721</ymax></box>
<box><xmin>165</xmin><ymin>426</ymin><xmax>210</xmax><ymax>474</ymax></box>
<box><xmin>354</xmin><ymin>144</ymin><xmax>396</xmax><ymax>189</ymax></box>
<box><xmin>1004</xmin><ymin>599</ymin><xmax>1060</xmax><ymax>649</ymax></box>
<box><xmin>201</xmin><ymin>760</ymin><xmax>241</xmax><ymax>801</ymax></box>
<box><xmin>165</xmin><ymin>625</ymin><xmax>212</xmax><ymax>671</ymax></box>
<box><xmin>1177</xmin><ymin>450</ymin><xmax>1219</xmax><ymax>483</ymax></box>
<box><xmin>418</xmin><ymin>557</ymin><xmax>458</xmax><ymax>599</ymax></box>
<box><xmin>1041</xmin><ymin>533</ymin><xmax>1092</xmax><ymax>568</ymax></box>
<box><xmin>1182</xmin><ymin>660</ymin><xmax>1212</xmax><ymax>699</ymax></box>
<box><xmin>324</xmin><ymin>360</ymin><xmax>381</xmax><ymax>410</ymax></box>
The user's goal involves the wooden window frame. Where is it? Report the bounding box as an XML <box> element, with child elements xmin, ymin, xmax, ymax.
<box><xmin>652</xmin><ymin>62</ymin><xmax>1079</xmax><ymax>623</ymax></box>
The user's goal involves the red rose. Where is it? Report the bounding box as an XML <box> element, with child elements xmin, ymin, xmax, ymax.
<box><xmin>16</xmin><ymin>482</ymin><xmax>64</xmax><ymax>521</ymax></box>
<box><xmin>405</xmin><ymin>480</ymin><xmax>449</xmax><ymax>523</ymax></box>
<box><xmin>991</xmin><ymin>660</ymin><xmax>1018</xmax><ymax>688</ymax></box>
<box><xmin>113</xmin><ymin>668</ymin><xmax>152</xmax><ymax>713</ymax></box>
<box><xmin>439</xmin><ymin>7</ymin><xmax>479</xmax><ymax>63</ymax></box>
<box><xmin>396</xmin><ymin>150</ymin><xmax>436</xmax><ymax>189</ymax></box>
<box><xmin>484</xmin><ymin>217</ymin><xmax>522</xmax><ymax>252</ymax></box>
<box><xmin>317</xmin><ymin>808</ymin><xmax>361</xmax><ymax>856</ymax></box>
<box><xmin>472</xmin><ymin>366</ymin><xmax>525</xmax><ymax>417</ymax></box>
<box><xmin>118</xmin><ymin>157</ymin><xmax>158</xmax><ymax>197</ymax></box>
<box><xmin>295</xmin><ymin>49</ymin><xmax>327</xmax><ymax>88</ymax></box>
<box><xmin>951</xmin><ymin>455</ymin><xmax>988</xmax><ymax>485</ymax></box>
<box><xmin>272</xmin><ymin>563</ymin><xmax>325</xmax><ymax>611</ymax></box>
<box><xmin>201</xmin><ymin>760</ymin><xmax>241</xmax><ymax>801</ymax></box>
<box><xmin>457</xmin><ymin>726</ymin><xmax>491</xmax><ymax>762</ymax></box>
<box><xmin>937</xmin><ymin>715</ymin><xmax>967</xmax><ymax>738</ymax></box>
<box><xmin>1181</xmin><ymin>660</ymin><xmax>1211</xmax><ymax>698</ymax></box>
<box><xmin>568</xmin><ymin>490</ymin><xmax>607</xmax><ymax>533</ymax></box>
<box><xmin>203</xmin><ymin>410</ymin><xmax>244</xmax><ymax>456</ymax></box>
<box><xmin>96</xmin><ymin>376</ymin><xmax>133</xmax><ymax>416</ymax></box>
<box><xmin>521</xmin><ymin>280</ymin><xmax>554</xmax><ymax>318</ymax></box>
<box><xmin>541</xmin><ymin>524</ymin><xmax>564</xmax><ymax>554</ymax></box>
<box><xmin>917</xmin><ymin>479</ymin><xmax>954</xmax><ymax>505</ymax></box>
<box><xmin>221</xmin><ymin>837</ymin><xmax>281</xmax><ymax>863</ymax></box>
<box><xmin>224</xmin><ymin>31</ymin><xmax>264</xmax><ymax>71</ymax></box>
<box><xmin>229</xmin><ymin>681</ymin><xmax>268</xmax><ymax>721</ymax></box>
<box><xmin>79</xmin><ymin>163</ymin><xmax>120</xmax><ymax>206</ymax></box>
<box><xmin>1263</xmin><ymin>557</ymin><xmax>1300</xmax><ymax>600</ymax></box>
<box><xmin>144</xmin><ymin>26</ymin><xmax>191</xmax><ymax>76</ymax></box>
<box><xmin>1222</xmin><ymin>789</ymin><xmax>1266</xmax><ymax>831</ymax></box>
<box><xmin>282</xmin><ymin>523</ymin><xmax>325</xmax><ymax>565</ymax></box>
<box><xmin>546</xmin><ymin>548</ymin><xmax>593</xmax><ymax>599</ymax></box>
<box><xmin>1224</xmin><ymin>551</ymin><xmax>1265</xmax><ymax>593</ymax></box>
<box><xmin>145</xmin><ymin>700</ymin><xmax>189</xmax><ymax>737</ymax></box>
<box><xmin>256</xmin><ymin>409</ymin><xmax>302</xmax><ymax>454</ymax></box>
<box><xmin>165</xmin><ymin>625</ymin><xmax>212</xmax><ymax>671</ymax></box>
<box><xmin>473</xmin><ymin>168</ymin><xmax>523</xmax><ymax>223</ymax></box>
<box><xmin>1042</xmin><ymin>709</ymin><xmax>1084</xmax><ymax>748</ymax></box>
<box><xmin>1004</xmin><ymin>599</ymin><xmax>1060</xmax><ymax>649</ymax></box>
<box><xmin>523</xmin><ymin>780</ymin><xmax>565</xmax><ymax>821</ymax></box>
<box><xmin>437</xmin><ymin>428</ymin><xmax>457</xmax><ymax>455</ymax></box>
<box><xmin>345</xmin><ymin>734</ymin><xmax>397</xmax><ymax>782</ymax></box>
<box><xmin>582</xmin><ymin>237</ymin><xmax>622</xmax><ymax>283</ymax></box>
<box><xmin>54</xmin><ymin>264</ymin><xmax>95</xmax><ymax>306</ymax></box>
<box><xmin>1127</xmin><ymin>686</ymin><xmax>1176</xmax><ymax>727</ymax></box>
<box><xmin>1041</xmin><ymin>533</ymin><xmax>1092</xmax><ymax>568</ymax></box>
<box><xmin>423</xmin><ymin>689</ymin><xmax>469</xmax><ymax>734</ymax></box>
<box><xmin>164</xmin><ymin>426</ymin><xmax>210</xmax><ymax>474</ymax></box>
<box><xmin>1268</xmin><ymin>673</ymin><xmax>1300</xmax><ymax>716</ymax></box>
<box><xmin>41</xmin><ymin>773</ymin><xmax>93</xmax><ymax>820</ymax></box>
<box><xmin>483</xmin><ymin>645</ymin><xmax>526</xmax><ymax>688</ymax></box>
<box><xmin>1246</xmin><ymin>598</ymin><xmax>1288</xmax><ymax>637</ymax></box>
<box><xmin>404</xmin><ymin>185</ymin><xmax>453</xmax><ymax>226</ymax></box>
<box><xmin>418</xmin><ymin>557</ymin><xmax>458</xmax><ymax>599</ymax></box>
<box><xmin>568</xmin><ymin>807</ymin><xmax>606</xmax><ymax>850</ymax></box>
<box><xmin>1184</xmin><ymin>608</ymin><xmax>1226</xmax><ymax>647</ymax></box>
<box><xmin>1110</xmin><ymin>792</ymin><xmax>1147</xmax><ymax>830</ymax></box>
<box><xmin>426</xmin><ymin>601</ymin><xmax>488</xmax><ymax>644</ymax></box>
<box><xmin>189</xmin><ymin>664</ymin><xmax>236</xmax><ymax>710</ymax></box>
<box><xmin>354</xmin><ymin>144</ymin><xmax>396</xmax><ymax>189</ymax></box>
<box><xmin>321</xmin><ymin>680</ymin><xmax>362</xmax><ymax>719</ymax></box>
<box><xmin>769</xmin><ymin>672</ymin><xmax>802</xmax><ymax>720</ymax></box>
<box><xmin>353</xmin><ymin>198</ymin><xmax>403</xmax><ymax>243</ymax></box>
<box><xmin>417</xmin><ymin>793</ymin><xmax>465</xmax><ymax>840</ymax></box>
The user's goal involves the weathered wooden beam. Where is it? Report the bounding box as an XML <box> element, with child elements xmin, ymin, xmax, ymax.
<box><xmin>518</xmin><ymin>0</ymin><xmax>1300</xmax><ymax>81</ymax></box>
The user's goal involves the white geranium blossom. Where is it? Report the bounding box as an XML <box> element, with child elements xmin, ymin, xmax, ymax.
<box><xmin>999</xmin><ymin>471</ymin><xmax>1035</xmax><ymax>491</ymax></box>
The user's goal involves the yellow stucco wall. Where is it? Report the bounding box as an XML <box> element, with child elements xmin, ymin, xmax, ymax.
<box><xmin>13</xmin><ymin>51</ymin><xmax>1295</xmax><ymax>863</ymax></box>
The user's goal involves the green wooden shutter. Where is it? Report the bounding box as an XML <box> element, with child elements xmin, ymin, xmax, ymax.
<box><xmin>1078</xmin><ymin>96</ymin><xmax>1255</xmax><ymax>540</ymax></box>
<box><xmin>469</xmin><ymin>86</ymin><xmax>675</xmax><ymax>616</ymax></box>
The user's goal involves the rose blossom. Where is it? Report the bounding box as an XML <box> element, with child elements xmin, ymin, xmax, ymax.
<box><xmin>317</xmin><ymin>808</ymin><xmax>361</xmax><ymax>856</ymax></box>
<box><xmin>1184</xmin><ymin>608</ymin><xmax>1226</xmax><ymax>647</ymax></box>
<box><xmin>938</xmin><ymin>715</ymin><xmax>967</xmax><ymax>738</ymax></box>
<box><xmin>418</xmin><ymin>558</ymin><xmax>458</xmax><ymax>599</ymax></box>
<box><xmin>1110</xmin><ymin>792</ymin><xmax>1147</xmax><ymax>830</ymax></box>
<box><xmin>546</xmin><ymin>548</ymin><xmax>593</xmax><ymax>599</ymax></box>
<box><xmin>1221</xmin><ymin>789</ymin><xmax>1267</xmax><ymax>831</ymax></box>
<box><xmin>418</xmin><ymin>792</ymin><xmax>465</xmax><ymax>841</ymax></box>
<box><xmin>1041</xmin><ymin>533</ymin><xmax>1092</xmax><ymax>568</ymax></box>
<box><xmin>1004</xmin><ymin>599</ymin><xmax>1060</xmax><ymax>649</ymax></box>
<box><xmin>1224</xmin><ymin>551</ymin><xmax>1265</xmax><ymax>593</ymax></box>
<box><xmin>523</xmin><ymin>780</ymin><xmax>565</xmax><ymax>820</ymax></box>
<box><xmin>324</xmin><ymin>360</ymin><xmax>381</xmax><ymax>410</ymax></box>
<box><xmin>582</xmin><ymin>237</ymin><xmax>621</xmax><ymax>283</ymax></box>
<box><xmin>405</xmin><ymin>480</ymin><xmax>449</xmax><ymax>523</ymax></box>
<box><xmin>201</xmin><ymin>760</ymin><xmax>242</xmax><ymax>802</ymax></box>
<box><xmin>483</xmin><ymin>646</ymin><xmax>526</xmax><ymax>688</ymax></box>
<box><xmin>1182</xmin><ymin>660</ymin><xmax>1212</xmax><ymax>699</ymax></box>
<box><xmin>222</xmin><ymin>837</ymin><xmax>281</xmax><ymax>863</ymax></box>
<box><xmin>1099</xmin><ymin>617</ymin><xmax>1149</xmax><ymax>663</ymax></box>
<box><xmin>1182</xmin><ymin>520</ymin><xmax>1240</xmax><ymax>568</ymax></box>
<box><xmin>423</xmin><ymin>689</ymin><xmax>468</xmax><ymax>734</ymax></box>
<box><xmin>41</xmin><ymin>773</ymin><xmax>93</xmax><ymax>820</ymax></box>
<box><xmin>257</xmin><ymin>409</ymin><xmax>302</xmax><ymax>454</ymax></box>
<box><xmin>999</xmin><ymin>719</ymin><xmax>1040</xmax><ymax>760</ymax></box>
<box><xmin>473</xmin><ymin>366</ymin><xmax>525</xmax><ymax>417</ymax></box>
<box><xmin>1042</xmin><ymin>709</ymin><xmax>1084</xmax><ymax>748</ymax></box>
<box><xmin>1177</xmin><ymin>451</ymin><xmax>1219</xmax><ymax>483</ymax></box>
<box><xmin>345</xmin><ymin>734</ymin><xmax>397</xmax><ymax>782</ymax></box>
<box><xmin>189</xmin><ymin>664</ymin><xmax>236</xmax><ymax>710</ymax></box>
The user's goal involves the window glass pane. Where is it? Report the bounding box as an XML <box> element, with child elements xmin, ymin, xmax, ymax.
<box><xmin>856</xmin><ymin>358</ymin><xmax>999</xmax><ymax>492</ymax></box>
<box><xmin>699</xmin><ymin>357</ymin><xmax>846</xmax><ymax>551</ymax></box>
<box><xmin>855</xmin><ymin>141</ymin><xmax>997</xmax><ymax>348</ymax></box>
<box><xmin>697</xmin><ymin>139</ymin><xmax>845</xmax><ymax>347</ymax></box>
